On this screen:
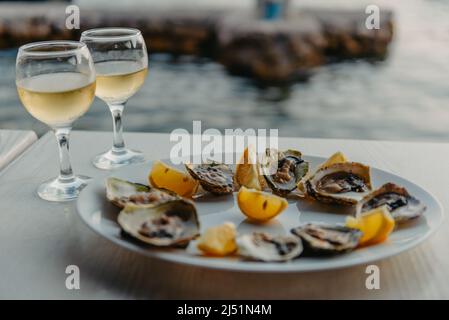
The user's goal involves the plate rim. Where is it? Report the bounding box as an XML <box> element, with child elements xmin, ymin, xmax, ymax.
<box><xmin>76</xmin><ymin>155</ymin><xmax>445</xmax><ymax>273</ymax></box>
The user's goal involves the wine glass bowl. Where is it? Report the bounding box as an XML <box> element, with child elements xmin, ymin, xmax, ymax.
<box><xmin>16</xmin><ymin>41</ymin><xmax>96</xmax><ymax>201</ymax></box>
<box><xmin>81</xmin><ymin>28</ymin><xmax>148</xmax><ymax>170</ymax></box>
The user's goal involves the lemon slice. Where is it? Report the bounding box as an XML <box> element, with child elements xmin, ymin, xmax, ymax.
<box><xmin>298</xmin><ymin>151</ymin><xmax>348</xmax><ymax>192</ymax></box>
<box><xmin>237</xmin><ymin>186</ymin><xmax>288</xmax><ymax>222</ymax></box>
<box><xmin>235</xmin><ymin>146</ymin><xmax>265</xmax><ymax>190</ymax></box>
<box><xmin>149</xmin><ymin>160</ymin><xmax>199</xmax><ymax>197</ymax></box>
<box><xmin>346</xmin><ymin>205</ymin><xmax>395</xmax><ymax>246</ymax></box>
<box><xmin>197</xmin><ymin>222</ymin><xmax>237</xmax><ymax>256</ymax></box>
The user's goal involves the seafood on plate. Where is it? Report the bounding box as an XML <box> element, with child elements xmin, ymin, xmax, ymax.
<box><xmin>237</xmin><ymin>232</ymin><xmax>303</xmax><ymax>262</ymax></box>
<box><xmin>261</xmin><ymin>148</ymin><xmax>309</xmax><ymax>197</ymax></box>
<box><xmin>106</xmin><ymin>177</ymin><xmax>179</xmax><ymax>208</ymax></box>
<box><xmin>185</xmin><ymin>161</ymin><xmax>235</xmax><ymax>195</ymax></box>
<box><xmin>102</xmin><ymin>148</ymin><xmax>427</xmax><ymax>263</ymax></box>
<box><xmin>297</xmin><ymin>151</ymin><xmax>349</xmax><ymax>194</ymax></box>
<box><xmin>304</xmin><ymin>162</ymin><xmax>372</xmax><ymax>205</ymax></box>
<box><xmin>291</xmin><ymin>223</ymin><xmax>362</xmax><ymax>255</ymax></box>
<box><xmin>118</xmin><ymin>199</ymin><xmax>200</xmax><ymax>247</ymax></box>
<box><xmin>356</xmin><ymin>183</ymin><xmax>426</xmax><ymax>223</ymax></box>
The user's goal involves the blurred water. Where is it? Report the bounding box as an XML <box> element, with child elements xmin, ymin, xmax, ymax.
<box><xmin>1</xmin><ymin>0</ymin><xmax>449</xmax><ymax>141</ymax></box>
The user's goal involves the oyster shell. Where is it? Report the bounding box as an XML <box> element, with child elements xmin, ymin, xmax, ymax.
<box><xmin>118</xmin><ymin>199</ymin><xmax>200</xmax><ymax>247</ymax></box>
<box><xmin>297</xmin><ymin>151</ymin><xmax>349</xmax><ymax>195</ymax></box>
<box><xmin>356</xmin><ymin>183</ymin><xmax>426</xmax><ymax>223</ymax></box>
<box><xmin>185</xmin><ymin>162</ymin><xmax>234</xmax><ymax>195</ymax></box>
<box><xmin>106</xmin><ymin>177</ymin><xmax>178</xmax><ymax>208</ymax></box>
<box><xmin>262</xmin><ymin>149</ymin><xmax>309</xmax><ymax>197</ymax></box>
<box><xmin>305</xmin><ymin>162</ymin><xmax>372</xmax><ymax>205</ymax></box>
<box><xmin>237</xmin><ymin>232</ymin><xmax>303</xmax><ymax>262</ymax></box>
<box><xmin>291</xmin><ymin>223</ymin><xmax>362</xmax><ymax>255</ymax></box>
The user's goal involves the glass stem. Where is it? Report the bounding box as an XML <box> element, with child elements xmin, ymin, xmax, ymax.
<box><xmin>109</xmin><ymin>103</ymin><xmax>126</xmax><ymax>154</ymax></box>
<box><xmin>54</xmin><ymin>127</ymin><xmax>74</xmax><ymax>183</ymax></box>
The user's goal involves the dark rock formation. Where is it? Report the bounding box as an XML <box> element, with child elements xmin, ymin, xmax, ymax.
<box><xmin>217</xmin><ymin>9</ymin><xmax>393</xmax><ymax>83</ymax></box>
<box><xmin>81</xmin><ymin>9</ymin><xmax>221</xmax><ymax>56</ymax></box>
<box><xmin>309</xmin><ymin>9</ymin><xmax>394</xmax><ymax>59</ymax></box>
<box><xmin>216</xmin><ymin>11</ymin><xmax>328</xmax><ymax>82</ymax></box>
<box><xmin>0</xmin><ymin>3</ymin><xmax>394</xmax><ymax>83</ymax></box>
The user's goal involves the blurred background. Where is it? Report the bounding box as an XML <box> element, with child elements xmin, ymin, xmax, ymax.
<box><xmin>1</xmin><ymin>0</ymin><xmax>449</xmax><ymax>141</ymax></box>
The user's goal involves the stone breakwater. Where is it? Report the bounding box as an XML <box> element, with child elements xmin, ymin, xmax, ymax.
<box><xmin>0</xmin><ymin>3</ymin><xmax>393</xmax><ymax>83</ymax></box>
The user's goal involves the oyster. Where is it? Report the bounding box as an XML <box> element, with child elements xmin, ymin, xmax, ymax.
<box><xmin>297</xmin><ymin>151</ymin><xmax>349</xmax><ymax>194</ymax></box>
<box><xmin>118</xmin><ymin>199</ymin><xmax>200</xmax><ymax>247</ymax></box>
<box><xmin>291</xmin><ymin>223</ymin><xmax>362</xmax><ymax>255</ymax></box>
<box><xmin>185</xmin><ymin>162</ymin><xmax>234</xmax><ymax>195</ymax></box>
<box><xmin>356</xmin><ymin>183</ymin><xmax>426</xmax><ymax>223</ymax></box>
<box><xmin>106</xmin><ymin>177</ymin><xmax>178</xmax><ymax>208</ymax></box>
<box><xmin>262</xmin><ymin>149</ymin><xmax>309</xmax><ymax>197</ymax></box>
<box><xmin>237</xmin><ymin>232</ymin><xmax>303</xmax><ymax>262</ymax></box>
<box><xmin>305</xmin><ymin>162</ymin><xmax>372</xmax><ymax>205</ymax></box>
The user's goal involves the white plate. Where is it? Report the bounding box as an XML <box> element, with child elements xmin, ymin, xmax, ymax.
<box><xmin>77</xmin><ymin>155</ymin><xmax>444</xmax><ymax>273</ymax></box>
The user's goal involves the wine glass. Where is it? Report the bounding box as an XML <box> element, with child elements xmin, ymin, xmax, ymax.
<box><xmin>80</xmin><ymin>28</ymin><xmax>148</xmax><ymax>170</ymax></box>
<box><xmin>16</xmin><ymin>41</ymin><xmax>96</xmax><ymax>201</ymax></box>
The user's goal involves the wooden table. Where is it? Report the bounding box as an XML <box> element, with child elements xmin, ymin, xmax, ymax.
<box><xmin>0</xmin><ymin>130</ymin><xmax>447</xmax><ymax>299</ymax></box>
<box><xmin>0</xmin><ymin>130</ymin><xmax>37</xmax><ymax>171</ymax></box>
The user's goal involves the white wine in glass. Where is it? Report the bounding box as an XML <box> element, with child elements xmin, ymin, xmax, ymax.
<box><xmin>81</xmin><ymin>28</ymin><xmax>148</xmax><ymax>170</ymax></box>
<box><xmin>17</xmin><ymin>73</ymin><xmax>95</xmax><ymax>127</ymax></box>
<box><xmin>16</xmin><ymin>41</ymin><xmax>96</xmax><ymax>202</ymax></box>
<box><xmin>95</xmin><ymin>60</ymin><xmax>148</xmax><ymax>105</ymax></box>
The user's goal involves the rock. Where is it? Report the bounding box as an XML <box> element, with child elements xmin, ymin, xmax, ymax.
<box><xmin>0</xmin><ymin>3</ymin><xmax>394</xmax><ymax>83</ymax></box>
<box><xmin>216</xmin><ymin>11</ymin><xmax>328</xmax><ymax>82</ymax></box>
<box><xmin>81</xmin><ymin>9</ymin><xmax>221</xmax><ymax>56</ymax></box>
<box><xmin>307</xmin><ymin>9</ymin><xmax>394</xmax><ymax>59</ymax></box>
<box><xmin>0</xmin><ymin>4</ymin><xmax>70</xmax><ymax>48</ymax></box>
<box><xmin>217</xmin><ymin>9</ymin><xmax>393</xmax><ymax>83</ymax></box>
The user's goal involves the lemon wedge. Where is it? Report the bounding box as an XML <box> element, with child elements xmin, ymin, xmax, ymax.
<box><xmin>237</xmin><ymin>186</ymin><xmax>288</xmax><ymax>222</ymax></box>
<box><xmin>197</xmin><ymin>222</ymin><xmax>237</xmax><ymax>256</ymax></box>
<box><xmin>235</xmin><ymin>146</ymin><xmax>265</xmax><ymax>190</ymax></box>
<box><xmin>149</xmin><ymin>160</ymin><xmax>199</xmax><ymax>197</ymax></box>
<box><xmin>346</xmin><ymin>205</ymin><xmax>395</xmax><ymax>246</ymax></box>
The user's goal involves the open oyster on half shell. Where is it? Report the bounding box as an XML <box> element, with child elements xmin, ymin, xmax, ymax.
<box><xmin>106</xmin><ymin>177</ymin><xmax>179</xmax><ymax>208</ymax></box>
<box><xmin>291</xmin><ymin>223</ymin><xmax>362</xmax><ymax>255</ymax></box>
<box><xmin>356</xmin><ymin>183</ymin><xmax>426</xmax><ymax>223</ymax></box>
<box><xmin>118</xmin><ymin>199</ymin><xmax>200</xmax><ymax>247</ymax></box>
<box><xmin>237</xmin><ymin>232</ymin><xmax>303</xmax><ymax>262</ymax></box>
<box><xmin>185</xmin><ymin>161</ymin><xmax>234</xmax><ymax>195</ymax></box>
<box><xmin>261</xmin><ymin>148</ymin><xmax>309</xmax><ymax>197</ymax></box>
<box><xmin>305</xmin><ymin>162</ymin><xmax>372</xmax><ymax>205</ymax></box>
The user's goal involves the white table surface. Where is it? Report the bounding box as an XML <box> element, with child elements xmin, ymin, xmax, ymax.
<box><xmin>0</xmin><ymin>130</ymin><xmax>37</xmax><ymax>171</ymax></box>
<box><xmin>0</xmin><ymin>130</ymin><xmax>447</xmax><ymax>299</ymax></box>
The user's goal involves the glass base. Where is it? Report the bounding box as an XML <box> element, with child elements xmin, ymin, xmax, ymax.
<box><xmin>37</xmin><ymin>175</ymin><xmax>91</xmax><ymax>202</ymax></box>
<box><xmin>92</xmin><ymin>148</ymin><xmax>145</xmax><ymax>170</ymax></box>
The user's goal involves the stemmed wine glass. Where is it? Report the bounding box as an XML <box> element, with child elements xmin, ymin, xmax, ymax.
<box><xmin>81</xmin><ymin>28</ymin><xmax>148</xmax><ymax>170</ymax></box>
<box><xmin>16</xmin><ymin>41</ymin><xmax>96</xmax><ymax>201</ymax></box>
